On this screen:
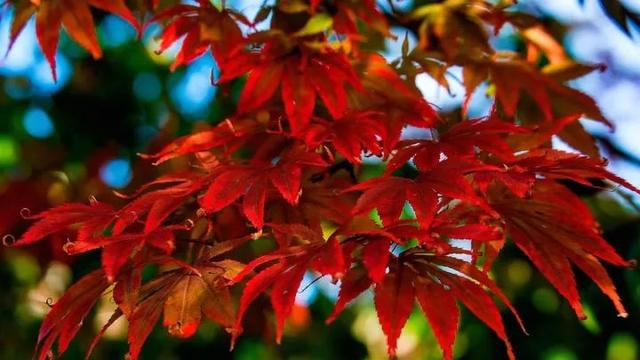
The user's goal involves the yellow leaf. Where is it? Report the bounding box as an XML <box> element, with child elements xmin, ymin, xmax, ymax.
<box><xmin>294</xmin><ymin>13</ymin><xmax>333</xmax><ymax>37</ymax></box>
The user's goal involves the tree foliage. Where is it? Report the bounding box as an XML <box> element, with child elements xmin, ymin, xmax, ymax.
<box><xmin>3</xmin><ymin>0</ymin><xmax>639</xmax><ymax>359</ymax></box>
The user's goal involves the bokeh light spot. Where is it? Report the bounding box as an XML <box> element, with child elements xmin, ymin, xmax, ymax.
<box><xmin>23</xmin><ymin>107</ymin><xmax>54</xmax><ymax>138</ymax></box>
<box><xmin>99</xmin><ymin>158</ymin><xmax>132</xmax><ymax>189</ymax></box>
<box><xmin>544</xmin><ymin>346</ymin><xmax>578</xmax><ymax>360</ymax></box>
<box><xmin>169</xmin><ymin>55</ymin><xmax>218</xmax><ymax>118</ymax></box>
<box><xmin>506</xmin><ymin>259</ymin><xmax>533</xmax><ymax>287</ymax></box>
<box><xmin>31</xmin><ymin>54</ymin><xmax>73</xmax><ymax>96</ymax></box>
<box><xmin>532</xmin><ymin>287</ymin><xmax>560</xmax><ymax>314</ymax></box>
<box><xmin>0</xmin><ymin>136</ymin><xmax>18</xmax><ymax>166</ymax></box>
<box><xmin>100</xmin><ymin>15</ymin><xmax>136</xmax><ymax>48</ymax></box>
<box><xmin>607</xmin><ymin>333</ymin><xmax>637</xmax><ymax>360</ymax></box>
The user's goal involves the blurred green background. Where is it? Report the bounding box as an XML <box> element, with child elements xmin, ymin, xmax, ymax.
<box><xmin>1</xmin><ymin>0</ymin><xmax>639</xmax><ymax>359</ymax></box>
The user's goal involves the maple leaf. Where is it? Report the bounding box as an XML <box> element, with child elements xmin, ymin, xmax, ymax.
<box><xmin>349</xmin><ymin>176</ymin><xmax>438</xmax><ymax>229</ymax></box>
<box><xmin>151</xmin><ymin>0</ymin><xmax>245</xmax><ymax>71</ymax></box>
<box><xmin>199</xmin><ymin>152</ymin><xmax>327</xmax><ymax>229</ymax></box>
<box><xmin>329</xmin><ymin>249</ymin><xmax>524</xmax><ymax>359</ymax></box>
<box><xmin>87</xmin><ymin>259</ymin><xmax>204</xmax><ymax>360</ymax></box>
<box><xmin>491</xmin><ymin>181</ymin><xmax>635</xmax><ymax>319</ymax></box>
<box><xmin>325</xmin><ymin>267</ymin><xmax>372</xmax><ymax>324</ymax></box>
<box><xmin>64</xmin><ymin>226</ymin><xmax>184</xmax><ymax>281</ymax></box>
<box><xmin>361</xmin><ymin>235</ymin><xmax>392</xmax><ymax>283</ymax></box>
<box><xmin>95</xmin><ymin>258</ymin><xmax>240</xmax><ymax>360</ymax></box>
<box><xmin>475</xmin><ymin>149</ymin><xmax>640</xmax><ymax>197</ymax></box>
<box><xmin>110</xmin><ymin>172</ymin><xmax>207</xmax><ymax>234</ymax></box>
<box><xmin>9</xmin><ymin>0</ymin><xmax>138</xmax><ymax>80</ymax></box>
<box><xmin>125</xmin><ymin>271</ymin><xmax>181</xmax><ymax>360</ymax></box>
<box><xmin>373</xmin><ymin>257</ymin><xmax>415</xmax><ymax>357</ymax></box>
<box><xmin>339</xmin><ymin>216</ymin><xmax>500</xmax><ymax>285</ymax></box>
<box><xmin>323</xmin><ymin>216</ymin><xmax>408</xmax><ymax>284</ymax></box>
<box><xmin>349</xmin><ymin>159</ymin><xmax>497</xmax><ymax>229</ymax></box>
<box><xmin>311</xmin><ymin>0</ymin><xmax>388</xmax><ymax>37</ymax></box>
<box><xmin>511</xmin><ymin>149</ymin><xmax>640</xmax><ymax>193</ymax></box>
<box><xmin>464</xmin><ymin>56</ymin><xmax>612</xmax><ymax>126</ymax></box>
<box><xmin>428</xmin><ymin>211</ymin><xmax>504</xmax><ymax>267</ymax></box>
<box><xmin>217</xmin><ymin>40</ymin><xmax>361</xmax><ymax>135</ymax></box>
<box><xmin>555</xmin><ymin>119</ymin><xmax>603</xmax><ymax>158</ymax></box>
<box><xmin>359</xmin><ymin>54</ymin><xmax>438</xmax><ymax>152</ymax></box>
<box><xmin>15</xmin><ymin>200</ymin><xmax>115</xmax><ymax>246</ymax></box>
<box><xmin>6</xmin><ymin>1</ymin><xmax>35</xmax><ymax>52</ymax></box>
<box><xmin>139</xmin><ymin>118</ymin><xmax>265</xmax><ymax>165</ymax></box>
<box><xmin>387</xmin><ymin>118</ymin><xmax>527</xmax><ymax>174</ymax></box>
<box><xmin>230</xmin><ymin>223</ymin><xmax>345</xmax><ymax>343</ymax></box>
<box><xmin>304</xmin><ymin>110</ymin><xmax>387</xmax><ymax>163</ymax></box>
<box><xmin>35</xmin><ymin>270</ymin><xmax>110</xmax><ymax>360</ymax></box>
<box><xmin>428</xmin><ymin>203</ymin><xmax>506</xmax><ymax>269</ymax></box>
<box><xmin>268</xmin><ymin>175</ymin><xmax>358</xmax><ymax>233</ymax></box>
<box><xmin>162</xmin><ymin>261</ymin><xmax>241</xmax><ymax>338</ymax></box>
<box><xmin>113</xmin><ymin>266</ymin><xmax>142</xmax><ymax>318</ymax></box>
<box><xmin>410</xmin><ymin>1</ymin><xmax>494</xmax><ymax>61</ymax></box>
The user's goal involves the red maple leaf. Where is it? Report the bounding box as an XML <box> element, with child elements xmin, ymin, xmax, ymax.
<box><xmin>16</xmin><ymin>200</ymin><xmax>115</xmax><ymax>246</ymax></box>
<box><xmin>359</xmin><ymin>54</ymin><xmax>439</xmax><ymax>152</ymax></box>
<box><xmin>151</xmin><ymin>0</ymin><xmax>246</xmax><ymax>70</ymax></box>
<box><xmin>9</xmin><ymin>0</ymin><xmax>138</xmax><ymax>80</ymax></box>
<box><xmin>329</xmin><ymin>248</ymin><xmax>524</xmax><ymax>359</ymax></box>
<box><xmin>230</xmin><ymin>223</ymin><xmax>345</xmax><ymax>343</ymax></box>
<box><xmin>387</xmin><ymin>118</ymin><xmax>527</xmax><ymax>173</ymax></box>
<box><xmin>491</xmin><ymin>181</ymin><xmax>634</xmax><ymax>318</ymax></box>
<box><xmin>35</xmin><ymin>270</ymin><xmax>110</xmax><ymax>360</ymax></box>
<box><xmin>349</xmin><ymin>159</ymin><xmax>497</xmax><ymax>228</ymax></box>
<box><xmin>216</xmin><ymin>37</ymin><xmax>361</xmax><ymax>135</ymax></box>
<box><xmin>304</xmin><ymin>110</ymin><xmax>387</xmax><ymax>163</ymax></box>
<box><xmin>199</xmin><ymin>151</ymin><xmax>327</xmax><ymax>229</ymax></box>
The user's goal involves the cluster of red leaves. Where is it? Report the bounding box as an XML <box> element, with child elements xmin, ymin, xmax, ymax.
<box><xmin>5</xmin><ymin>1</ymin><xmax>639</xmax><ymax>359</ymax></box>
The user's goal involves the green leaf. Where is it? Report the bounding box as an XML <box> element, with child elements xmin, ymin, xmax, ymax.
<box><xmin>294</xmin><ymin>13</ymin><xmax>333</xmax><ymax>37</ymax></box>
